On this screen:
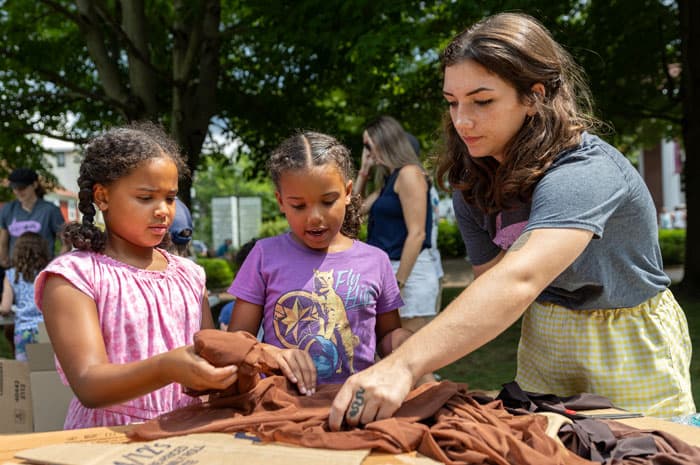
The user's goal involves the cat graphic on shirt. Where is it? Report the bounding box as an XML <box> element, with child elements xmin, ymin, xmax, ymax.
<box><xmin>312</xmin><ymin>269</ymin><xmax>359</xmax><ymax>373</ymax></box>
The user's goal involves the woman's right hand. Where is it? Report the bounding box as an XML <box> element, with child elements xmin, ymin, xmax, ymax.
<box><xmin>329</xmin><ymin>357</ymin><xmax>413</xmax><ymax>431</ymax></box>
<box><xmin>270</xmin><ymin>346</ymin><xmax>317</xmax><ymax>395</ymax></box>
<box><xmin>163</xmin><ymin>345</ymin><xmax>239</xmax><ymax>392</ymax></box>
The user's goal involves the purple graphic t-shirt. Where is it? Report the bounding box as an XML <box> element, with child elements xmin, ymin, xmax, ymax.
<box><xmin>228</xmin><ymin>233</ymin><xmax>403</xmax><ymax>384</ymax></box>
<box><xmin>0</xmin><ymin>199</ymin><xmax>65</xmax><ymax>257</ymax></box>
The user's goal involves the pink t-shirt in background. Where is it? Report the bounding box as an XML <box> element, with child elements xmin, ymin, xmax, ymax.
<box><xmin>34</xmin><ymin>249</ymin><xmax>206</xmax><ymax>429</ymax></box>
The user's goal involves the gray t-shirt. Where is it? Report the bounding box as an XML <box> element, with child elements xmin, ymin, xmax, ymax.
<box><xmin>454</xmin><ymin>132</ymin><xmax>669</xmax><ymax>310</ymax></box>
<box><xmin>0</xmin><ymin>198</ymin><xmax>65</xmax><ymax>258</ymax></box>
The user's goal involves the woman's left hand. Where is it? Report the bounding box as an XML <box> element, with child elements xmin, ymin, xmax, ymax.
<box><xmin>328</xmin><ymin>358</ymin><xmax>413</xmax><ymax>430</ymax></box>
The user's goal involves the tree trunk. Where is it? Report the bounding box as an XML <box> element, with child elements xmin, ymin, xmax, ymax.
<box><xmin>171</xmin><ymin>0</ymin><xmax>221</xmax><ymax>207</ymax></box>
<box><xmin>121</xmin><ymin>0</ymin><xmax>159</xmax><ymax>116</ymax></box>
<box><xmin>678</xmin><ymin>0</ymin><xmax>700</xmax><ymax>296</ymax></box>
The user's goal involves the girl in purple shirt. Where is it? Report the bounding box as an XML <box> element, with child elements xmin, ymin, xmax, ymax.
<box><xmin>228</xmin><ymin>131</ymin><xmax>422</xmax><ymax>396</ymax></box>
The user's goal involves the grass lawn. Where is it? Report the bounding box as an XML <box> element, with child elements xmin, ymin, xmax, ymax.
<box><xmin>436</xmin><ymin>286</ymin><xmax>700</xmax><ymax>407</ymax></box>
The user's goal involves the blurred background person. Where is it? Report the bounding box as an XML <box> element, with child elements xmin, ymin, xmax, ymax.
<box><xmin>0</xmin><ymin>232</ymin><xmax>49</xmax><ymax>361</ymax></box>
<box><xmin>1</xmin><ymin>167</ymin><xmax>65</xmax><ymax>355</ymax></box>
<box><xmin>658</xmin><ymin>207</ymin><xmax>673</xmax><ymax>230</ymax></box>
<box><xmin>218</xmin><ymin>237</ymin><xmax>258</xmax><ymax>332</ymax></box>
<box><xmin>406</xmin><ymin>131</ymin><xmax>445</xmax><ymax>313</ymax></box>
<box><xmin>160</xmin><ymin>197</ymin><xmax>194</xmax><ymax>258</ymax></box>
<box><xmin>216</xmin><ymin>238</ymin><xmax>233</xmax><ymax>259</ymax></box>
<box><xmin>672</xmin><ymin>205</ymin><xmax>686</xmax><ymax>229</ymax></box>
<box><xmin>354</xmin><ymin>116</ymin><xmax>440</xmax><ymax>333</ymax></box>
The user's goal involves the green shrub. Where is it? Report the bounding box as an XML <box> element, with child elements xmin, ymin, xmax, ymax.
<box><xmin>437</xmin><ymin>219</ymin><xmax>466</xmax><ymax>258</ymax></box>
<box><xmin>358</xmin><ymin>223</ymin><xmax>368</xmax><ymax>241</ymax></box>
<box><xmin>196</xmin><ymin>257</ymin><xmax>234</xmax><ymax>291</ymax></box>
<box><xmin>259</xmin><ymin>216</ymin><xmax>289</xmax><ymax>238</ymax></box>
<box><xmin>434</xmin><ymin>219</ymin><xmax>688</xmax><ymax>266</ymax></box>
<box><xmin>659</xmin><ymin>229</ymin><xmax>685</xmax><ymax>266</ymax></box>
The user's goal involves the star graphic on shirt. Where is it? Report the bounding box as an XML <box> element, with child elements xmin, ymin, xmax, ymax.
<box><xmin>275</xmin><ymin>294</ymin><xmax>317</xmax><ymax>341</ymax></box>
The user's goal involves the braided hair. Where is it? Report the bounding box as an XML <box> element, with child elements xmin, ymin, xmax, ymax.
<box><xmin>267</xmin><ymin>131</ymin><xmax>362</xmax><ymax>239</ymax></box>
<box><xmin>62</xmin><ymin>121</ymin><xmax>189</xmax><ymax>252</ymax></box>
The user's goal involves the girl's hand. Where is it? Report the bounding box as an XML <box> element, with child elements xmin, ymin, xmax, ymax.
<box><xmin>163</xmin><ymin>345</ymin><xmax>239</xmax><ymax>392</ymax></box>
<box><xmin>270</xmin><ymin>346</ymin><xmax>317</xmax><ymax>395</ymax></box>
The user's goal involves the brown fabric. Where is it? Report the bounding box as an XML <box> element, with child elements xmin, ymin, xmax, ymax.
<box><xmin>132</xmin><ymin>375</ymin><xmax>591</xmax><ymax>465</ymax></box>
<box><xmin>129</xmin><ymin>330</ymin><xmax>700</xmax><ymax>465</ymax></box>
<box><xmin>186</xmin><ymin>330</ymin><xmax>282</xmax><ymax>396</ymax></box>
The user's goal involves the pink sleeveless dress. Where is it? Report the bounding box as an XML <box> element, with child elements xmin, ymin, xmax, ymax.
<box><xmin>35</xmin><ymin>249</ymin><xmax>205</xmax><ymax>429</ymax></box>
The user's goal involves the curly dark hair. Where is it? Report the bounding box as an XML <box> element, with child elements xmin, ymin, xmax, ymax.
<box><xmin>11</xmin><ymin>232</ymin><xmax>50</xmax><ymax>283</ymax></box>
<box><xmin>436</xmin><ymin>12</ymin><xmax>602</xmax><ymax>213</ymax></box>
<box><xmin>267</xmin><ymin>131</ymin><xmax>362</xmax><ymax>239</ymax></box>
<box><xmin>62</xmin><ymin>121</ymin><xmax>189</xmax><ymax>252</ymax></box>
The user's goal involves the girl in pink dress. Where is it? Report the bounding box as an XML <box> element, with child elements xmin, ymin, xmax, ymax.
<box><xmin>35</xmin><ymin>122</ymin><xmax>238</xmax><ymax>429</ymax></box>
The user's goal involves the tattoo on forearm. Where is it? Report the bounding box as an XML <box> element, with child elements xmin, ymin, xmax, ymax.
<box><xmin>509</xmin><ymin>231</ymin><xmax>532</xmax><ymax>252</ymax></box>
<box><xmin>348</xmin><ymin>388</ymin><xmax>366</xmax><ymax>417</ymax></box>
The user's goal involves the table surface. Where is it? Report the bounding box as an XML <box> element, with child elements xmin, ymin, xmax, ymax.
<box><xmin>1</xmin><ymin>410</ymin><xmax>698</xmax><ymax>465</ymax></box>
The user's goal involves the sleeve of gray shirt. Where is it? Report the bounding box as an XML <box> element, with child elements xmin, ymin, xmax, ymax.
<box><xmin>453</xmin><ymin>191</ymin><xmax>501</xmax><ymax>266</ymax></box>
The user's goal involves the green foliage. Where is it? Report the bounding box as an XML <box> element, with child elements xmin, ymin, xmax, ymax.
<box><xmin>196</xmin><ymin>257</ymin><xmax>234</xmax><ymax>291</ymax></box>
<box><xmin>358</xmin><ymin>223</ymin><xmax>368</xmax><ymax>242</ymax></box>
<box><xmin>0</xmin><ymin>0</ymin><xmax>226</xmax><ymax>202</ymax></box>
<box><xmin>659</xmin><ymin>229</ymin><xmax>686</xmax><ymax>266</ymax></box>
<box><xmin>259</xmin><ymin>216</ymin><xmax>289</xmax><ymax>238</ymax></box>
<box><xmin>437</xmin><ymin>219</ymin><xmax>466</xmax><ymax>259</ymax></box>
<box><xmin>0</xmin><ymin>1</ymin><xmax>685</xmax><ymax>178</ymax></box>
<box><xmin>564</xmin><ymin>1</ymin><xmax>682</xmax><ymax>150</ymax></box>
<box><xmin>1</xmin><ymin>0</ymin><xmax>695</xmax><ymax>290</ymax></box>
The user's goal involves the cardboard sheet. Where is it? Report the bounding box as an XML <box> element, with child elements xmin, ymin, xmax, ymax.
<box><xmin>0</xmin><ymin>426</ymin><xmax>130</xmax><ymax>463</ymax></box>
<box><xmin>14</xmin><ymin>433</ymin><xmax>370</xmax><ymax>465</ymax></box>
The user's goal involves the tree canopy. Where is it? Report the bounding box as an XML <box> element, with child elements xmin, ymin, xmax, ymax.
<box><xmin>1</xmin><ymin>0</ymin><xmax>696</xmax><ymax>289</ymax></box>
<box><xmin>1</xmin><ymin>1</ymin><xmax>682</xmax><ymax>184</ymax></box>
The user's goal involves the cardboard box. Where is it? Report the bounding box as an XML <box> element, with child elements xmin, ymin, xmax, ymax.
<box><xmin>25</xmin><ymin>343</ymin><xmax>73</xmax><ymax>433</ymax></box>
<box><xmin>0</xmin><ymin>358</ymin><xmax>33</xmax><ymax>433</ymax></box>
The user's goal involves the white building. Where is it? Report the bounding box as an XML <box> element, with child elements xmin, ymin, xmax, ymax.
<box><xmin>638</xmin><ymin>139</ymin><xmax>686</xmax><ymax>214</ymax></box>
<box><xmin>41</xmin><ymin>138</ymin><xmax>82</xmax><ymax>223</ymax></box>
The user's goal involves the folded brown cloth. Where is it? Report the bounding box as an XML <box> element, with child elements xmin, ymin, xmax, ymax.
<box><xmin>186</xmin><ymin>329</ymin><xmax>282</xmax><ymax>396</ymax></box>
<box><xmin>129</xmin><ymin>330</ymin><xmax>700</xmax><ymax>465</ymax></box>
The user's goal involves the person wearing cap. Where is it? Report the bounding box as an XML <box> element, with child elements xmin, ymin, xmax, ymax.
<box><xmin>1</xmin><ymin>168</ymin><xmax>65</xmax><ymax>266</ymax></box>
<box><xmin>161</xmin><ymin>197</ymin><xmax>194</xmax><ymax>258</ymax></box>
<box><xmin>1</xmin><ymin>167</ymin><xmax>65</xmax><ymax>354</ymax></box>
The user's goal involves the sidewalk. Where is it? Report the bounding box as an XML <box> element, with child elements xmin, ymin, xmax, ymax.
<box><xmin>441</xmin><ymin>258</ymin><xmax>685</xmax><ymax>288</ymax></box>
